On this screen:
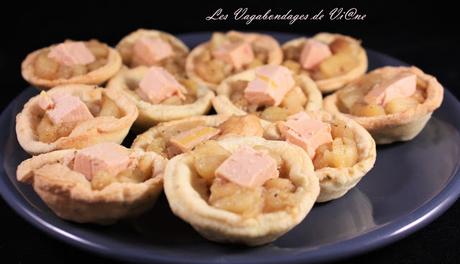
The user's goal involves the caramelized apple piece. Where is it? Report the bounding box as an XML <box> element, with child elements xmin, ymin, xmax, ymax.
<box><xmin>280</xmin><ymin>86</ymin><xmax>308</xmax><ymax>115</ymax></box>
<box><xmin>337</xmin><ymin>88</ymin><xmax>365</xmax><ymax>112</ymax></box>
<box><xmin>86</xmin><ymin>40</ymin><xmax>109</xmax><ymax>59</ymax></box>
<box><xmin>260</xmin><ymin>106</ymin><xmax>289</xmax><ymax>122</ymax></box>
<box><xmin>384</xmin><ymin>97</ymin><xmax>419</xmax><ymax>114</ymax></box>
<box><xmin>209</xmin><ymin>178</ymin><xmax>264</xmax><ymax>217</ymax></box>
<box><xmin>180</xmin><ymin>79</ymin><xmax>199</xmax><ymax>97</ymax></box>
<box><xmin>283</xmin><ymin>45</ymin><xmax>301</xmax><ymax>60</ymax></box>
<box><xmin>36</xmin><ymin>115</ymin><xmax>76</xmax><ymax>143</ymax></box>
<box><xmin>350</xmin><ymin>102</ymin><xmax>385</xmax><ymax>117</ymax></box>
<box><xmin>331</xmin><ymin>122</ymin><xmax>355</xmax><ymax>140</ymax></box>
<box><xmin>314</xmin><ymin>137</ymin><xmax>358</xmax><ymax>169</ymax></box>
<box><xmin>91</xmin><ymin>171</ymin><xmax>114</xmax><ymax>190</ymax></box>
<box><xmin>329</xmin><ymin>38</ymin><xmax>359</xmax><ymax>55</ymax></box>
<box><xmin>193</xmin><ymin>140</ymin><xmax>231</xmax><ymax>182</ymax></box>
<box><xmin>317</xmin><ymin>53</ymin><xmax>358</xmax><ymax>78</ymax></box>
<box><xmin>158</xmin><ymin>120</ymin><xmax>206</xmax><ymax>140</ymax></box>
<box><xmin>282</xmin><ymin>60</ymin><xmax>301</xmax><ymax>74</ymax></box>
<box><xmin>195</xmin><ymin>59</ymin><xmax>231</xmax><ymax>84</ymax></box>
<box><xmin>218</xmin><ymin>115</ymin><xmax>264</xmax><ymax>138</ymax></box>
<box><xmin>253</xmin><ymin>47</ymin><xmax>268</xmax><ymax>63</ymax></box>
<box><xmin>34</xmin><ymin>52</ymin><xmax>59</xmax><ymax>79</ymax></box>
<box><xmin>247</xmin><ymin>58</ymin><xmax>264</xmax><ymax>69</ymax></box>
<box><xmin>263</xmin><ymin>178</ymin><xmax>296</xmax><ymax>212</ymax></box>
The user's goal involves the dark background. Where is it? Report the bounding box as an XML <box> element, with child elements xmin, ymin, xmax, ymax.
<box><xmin>1</xmin><ymin>0</ymin><xmax>459</xmax><ymax>263</ymax></box>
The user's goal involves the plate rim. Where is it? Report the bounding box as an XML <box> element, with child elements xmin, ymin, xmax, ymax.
<box><xmin>1</xmin><ymin>32</ymin><xmax>460</xmax><ymax>264</ymax></box>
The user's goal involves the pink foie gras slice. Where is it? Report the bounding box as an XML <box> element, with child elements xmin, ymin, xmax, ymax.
<box><xmin>299</xmin><ymin>39</ymin><xmax>332</xmax><ymax>70</ymax></box>
<box><xmin>48</xmin><ymin>41</ymin><xmax>95</xmax><ymax>66</ymax></box>
<box><xmin>215</xmin><ymin>145</ymin><xmax>279</xmax><ymax>188</ymax></box>
<box><xmin>167</xmin><ymin>126</ymin><xmax>221</xmax><ymax>157</ymax></box>
<box><xmin>364</xmin><ymin>72</ymin><xmax>417</xmax><ymax>105</ymax></box>
<box><xmin>132</xmin><ymin>37</ymin><xmax>174</xmax><ymax>66</ymax></box>
<box><xmin>244</xmin><ymin>65</ymin><xmax>295</xmax><ymax>106</ymax></box>
<box><xmin>136</xmin><ymin>66</ymin><xmax>187</xmax><ymax>104</ymax></box>
<box><xmin>73</xmin><ymin>142</ymin><xmax>136</xmax><ymax>180</ymax></box>
<box><xmin>278</xmin><ymin>112</ymin><xmax>332</xmax><ymax>159</ymax></box>
<box><xmin>39</xmin><ymin>92</ymin><xmax>94</xmax><ymax>125</ymax></box>
<box><xmin>212</xmin><ymin>40</ymin><xmax>255</xmax><ymax>70</ymax></box>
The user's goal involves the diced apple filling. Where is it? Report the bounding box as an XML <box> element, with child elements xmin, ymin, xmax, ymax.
<box><xmin>193</xmin><ymin>141</ymin><xmax>231</xmax><ymax>182</ymax></box>
<box><xmin>117</xmin><ymin>35</ymin><xmax>187</xmax><ymax>76</ymax></box>
<box><xmin>283</xmin><ymin>37</ymin><xmax>361</xmax><ymax>80</ymax></box>
<box><xmin>34</xmin><ymin>40</ymin><xmax>109</xmax><ymax>80</ymax></box>
<box><xmin>229</xmin><ymin>80</ymin><xmax>309</xmax><ymax>119</ymax></box>
<box><xmin>35</xmin><ymin>93</ymin><xmax>119</xmax><ymax>143</ymax></box>
<box><xmin>263</xmin><ymin>178</ymin><xmax>297</xmax><ymax>213</ymax></box>
<box><xmin>91</xmin><ymin>154</ymin><xmax>154</xmax><ymax>190</ymax></box>
<box><xmin>190</xmin><ymin>142</ymin><xmax>297</xmax><ymax>216</ymax></box>
<box><xmin>314</xmin><ymin>52</ymin><xmax>358</xmax><ymax>79</ymax></box>
<box><xmin>350</xmin><ymin>102</ymin><xmax>386</xmax><ymax>117</ymax></box>
<box><xmin>217</xmin><ymin>115</ymin><xmax>264</xmax><ymax>138</ymax></box>
<box><xmin>338</xmin><ymin>86</ymin><xmax>424</xmax><ymax>116</ymax></box>
<box><xmin>280</xmin><ymin>86</ymin><xmax>308</xmax><ymax>115</ymax></box>
<box><xmin>36</xmin><ymin>115</ymin><xmax>77</xmax><ymax>143</ymax></box>
<box><xmin>260</xmin><ymin>106</ymin><xmax>289</xmax><ymax>122</ymax></box>
<box><xmin>194</xmin><ymin>33</ymin><xmax>269</xmax><ymax>83</ymax></box>
<box><xmin>384</xmin><ymin>97</ymin><xmax>420</xmax><ymax>114</ymax></box>
<box><xmin>313</xmin><ymin>137</ymin><xmax>358</xmax><ymax>169</ymax></box>
<box><xmin>209</xmin><ymin>178</ymin><xmax>265</xmax><ymax>217</ymax></box>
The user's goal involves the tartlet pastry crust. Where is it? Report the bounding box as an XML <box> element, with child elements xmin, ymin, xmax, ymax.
<box><xmin>16</xmin><ymin>84</ymin><xmax>138</xmax><ymax>155</ymax></box>
<box><xmin>21</xmin><ymin>42</ymin><xmax>122</xmax><ymax>90</ymax></box>
<box><xmin>323</xmin><ymin>66</ymin><xmax>444</xmax><ymax>144</ymax></box>
<box><xmin>264</xmin><ymin>111</ymin><xmax>376</xmax><ymax>202</ymax></box>
<box><xmin>282</xmin><ymin>33</ymin><xmax>368</xmax><ymax>93</ymax></box>
<box><xmin>186</xmin><ymin>32</ymin><xmax>283</xmax><ymax>90</ymax></box>
<box><xmin>16</xmin><ymin>148</ymin><xmax>166</xmax><ymax>224</ymax></box>
<box><xmin>212</xmin><ymin>69</ymin><xmax>323</xmax><ymax>119</ymax></box>
<box><xmin>106</xmin><ymin>66</ymin><xmax>214</xmax><ymax>128</ymax></box>
<box><xmin>164</xmin><ymin>136</ymin><xmax>319</xmax><ymax>245</ymax></box>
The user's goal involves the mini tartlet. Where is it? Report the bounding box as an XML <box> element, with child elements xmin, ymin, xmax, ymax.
<box><xmin>323</xmin><ymin>66</ymin><xmax>444</xmax><ymax>144</ymax></box>
<box><xmin>116</xmin><ymin>29</ymin><xmax>189</xmax><ymax>77</ymax></box>
<box><xmin>131</xmin><ymin>114</ymin><xmax>269</xmax><ymax>158</ymax></box>
<box><xmin>264</xmin><ymin>111</ymin><xmax>376</xmax><ymax>202</ymax></box>
<box><xmin>16</xmin><ymin>84</ymin><xmax>138</xmax><ymax>155</ymax></box>
<box><xmin>164</xmin><ymin>136</ymin><xmax>319</xmax><ymax>245</ymax></box>
<box><xmin>106</xmin><ymin>66</ymin><xmax>214</xmax><ymax>128</ymax></box>
<box><xmin>186</xmin><ymin>31</ymin><xmax>283</xmax><ymax>90</ymax></box>
<box><xmin>212</xmin><ymin>65</ymin><xmax>322</xmax><ymax>122</ymax></box>
<box><xmin>17</xmin><ymin>143</ymin><xmax>166</xmax><ymax>224</ymax></box>
<box><xmin>282</xmin><ymin>33</ymin><xmax>368</xmax><ymax>93</ymax></box>
<box><xmin>22</xmin><ymin>40</ymin><xmax>122</xmax><ymax>89</ymax></box>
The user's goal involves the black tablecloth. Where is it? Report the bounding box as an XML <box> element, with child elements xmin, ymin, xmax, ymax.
<box><xmin>1</xmin><ymin>1</ymin><xmax>459</xmax><ymax>263</ymax></box>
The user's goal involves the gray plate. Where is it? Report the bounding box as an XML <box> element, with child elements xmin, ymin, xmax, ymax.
<box><xmin>0</xmin><ymin>32</ymin><xmax>459</xmax><ymax>264</ymax></box>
